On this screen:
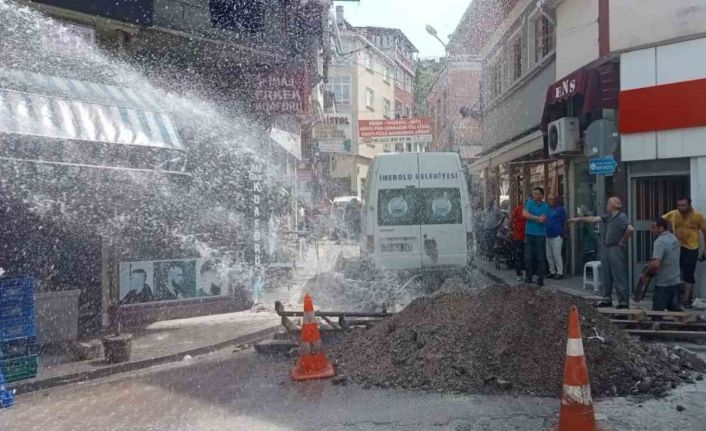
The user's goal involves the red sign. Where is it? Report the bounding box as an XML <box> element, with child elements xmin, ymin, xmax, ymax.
<box><xmin>358</xmin><ymin>118</ymin><xmax>432</xmax><ymax>138</ymax></box>
<box><xmin>620</xmin><ymin>77</ymin><xmax>706</xmax><ymax>134</ymax></box>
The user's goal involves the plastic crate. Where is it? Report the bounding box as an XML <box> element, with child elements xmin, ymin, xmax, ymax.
<box><xmin>0</xmin><ymin>337</ymin><xmax>38</xmax><ymax>360</ymax></box>
<box><xmin>0</xmin><ymin>299</ymin><xmax>35</xmax><ymax>320</ymax></box>
<box><xmin>0</xmin><ymin>355</ymin><xmax>38</xmax><ymax>383</ymax></box>
<box><xmin>0</xmin><ymin>389</ymin><xmax>13</xmax><ymax>408</ymax></box>
<box><xmin>0</xmin><ymin>276</ymin><xmax>35</xmax><ymax>303</ymax></box>
<box><xmin>0</xmin><ymin>317</ymin><xmax>36</xmax><ymax>341</ymax></box>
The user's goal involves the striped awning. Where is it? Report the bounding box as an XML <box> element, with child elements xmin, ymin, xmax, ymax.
<box><xmin>0</xmin><ymin>68</ymin><xmax>182</xmax><ymax>150</ymax></box>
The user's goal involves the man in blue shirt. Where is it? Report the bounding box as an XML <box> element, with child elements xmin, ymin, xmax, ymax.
<box><xmin>523</xmin><ymin>187</ymin><xmax>550</xmax><ymax>286</ymax></box>
<box><xmin>546</xmin><ymin>194</ymin><xmax>567</xmax><ymax>279</ymax></box>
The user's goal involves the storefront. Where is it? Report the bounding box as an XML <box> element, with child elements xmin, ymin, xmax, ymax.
<box><xmin>619</xmin><ymin>37</ymin><xmax>706</xmax><ymax>294</ymax></box>
<box><xmin>540</xmin><ymin>60</ymin><xmax>620</xmax><ymax>275</ymax></box>
<box><xmin>0</xmin><ymin>66</ymin><xmax>192</xmax><ymax>337</ymax></box>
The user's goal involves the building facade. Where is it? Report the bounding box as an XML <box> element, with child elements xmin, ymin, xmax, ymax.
<box><xmin>2</xmin><ymin>0</ymin><xmax>331</xmax><ymax>339</ymax></box>
<box><xmin>322</xmin><ymin>6</ymin><xmax>418</xmax><ymax>199</ymax></box>
<box><xmin>468</xmin><ymin>0</ymin><xmax>558</xmax><ymax>215</ymax></box>
<box><xmin>609</xmin><ymin>0</ymin><xmax>706</xmax><ymax>294</ymax></box>
<box><xmin>462</xmin><ymin>0</ymin><xmax>706</xmax><ymax>286</ymax></box>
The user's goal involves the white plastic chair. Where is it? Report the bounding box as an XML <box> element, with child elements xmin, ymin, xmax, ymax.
<box><xmin>583</xmin><ymin>261</ymin><xmax>601</xmax><ymax>292</ymax></box>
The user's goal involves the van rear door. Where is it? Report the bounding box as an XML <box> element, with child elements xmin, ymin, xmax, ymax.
<box><xmin>418</xmin><ymin>154</ymin><xmax>467</xmax><ymax>268</ymax></box>
<box><xmin>374</xmin><ymin>153</ymin><xmax>422</xmax><ymax>270</ymax></box>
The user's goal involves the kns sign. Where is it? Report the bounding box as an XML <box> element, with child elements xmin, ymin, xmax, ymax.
<box><xmin>554</xmin><ymin>78</ymin><xmax>577</xmax><ymax>99</ymax></box>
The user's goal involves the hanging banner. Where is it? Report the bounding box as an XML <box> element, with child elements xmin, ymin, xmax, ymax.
<box><xmin>358</xmin><ymin>117</ymin><xmax>432</xmax><ymax>148</ymax></box>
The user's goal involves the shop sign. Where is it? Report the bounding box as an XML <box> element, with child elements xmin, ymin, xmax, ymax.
<box><xmin>253</xmin><ymin>72</ymin><xmax>306</xmax><ymax>115</ymax></box>
<box><xmin>118</xmin><ymin>258</ymin><xmax>229</xmax><ymax>304</ymax></box>
<box><xmin>313</xmin><ymin>113</ymin><xmax>353</xmax><ymax>154</ymax></box>
<box><xmin>553</xmin><ymin>78</ymin><xmax>577</xmax><ymax>99</ymax></box>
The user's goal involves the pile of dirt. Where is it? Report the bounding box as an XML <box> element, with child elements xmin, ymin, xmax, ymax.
<box><xmin>330</xmin><ymin>285</ymin><xmax>703</xmax><ymax>398</ymax></box>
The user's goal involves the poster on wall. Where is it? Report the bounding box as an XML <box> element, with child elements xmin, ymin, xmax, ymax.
<box><xmin>119</xmin><ymin>259</ymin><xmax>229</xmax><ymax>305</ymax></box>
<box><xmin>313</xmin><ymin>113</ymin><xmax>353</xmax><ymax>154</ymax></box>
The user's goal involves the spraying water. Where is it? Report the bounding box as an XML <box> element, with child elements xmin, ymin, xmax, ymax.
<box><xmin>0</xmin><ymin>1</ymin><xmax>292</xmax><ymax>305</ymax></box>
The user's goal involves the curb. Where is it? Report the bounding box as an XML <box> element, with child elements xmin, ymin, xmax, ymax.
<box><xmin>472</xmin><ymin>262</ymin><xmax>512</xmax><ymax>286</ymax></box>
<box><xmin>10</xmin><ymin>326</ymin><xmax>280</xmax><ymax>395</ymax></box>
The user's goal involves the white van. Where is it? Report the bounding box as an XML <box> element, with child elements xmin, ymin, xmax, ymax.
<box><xmin>362</xmin><ymin>152</ymin><xmax>472</xmax><ymax>275</ymax></box>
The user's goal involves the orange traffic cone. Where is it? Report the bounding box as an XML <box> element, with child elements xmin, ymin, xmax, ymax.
<box><xmin>291</xmin><ymin>294</ymin><xmax>335</xmax><ymax>381</ymax></box>
<box><xmin>552</xmin><ymin>306</ymin><xmax>605</xmax><ymax>431</ymax></box>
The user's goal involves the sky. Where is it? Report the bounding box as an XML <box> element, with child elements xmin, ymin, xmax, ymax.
<box><xmin>334</xmin><ymin>0</ymin><xmax>471</xmax><ymax>58</ymax></box>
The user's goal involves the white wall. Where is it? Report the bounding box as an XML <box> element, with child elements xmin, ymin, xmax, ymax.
<box><xmin>610</xmin><ymin>0</ymin><xmax>706</xmax><ymax>53</ymax></box>
<box><xmin>621</xmin><ymin>38</ymin><xmax>706</xmax><ymax>162</ymax></box>
<box><xmin>556</xmin><ymin>0</ymin><xmax>599</xmax><ymax>78</ymax></box>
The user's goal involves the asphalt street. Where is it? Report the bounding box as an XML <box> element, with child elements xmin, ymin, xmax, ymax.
<box><xmin>3</xmin><ymin>342</ymin><xmax>706</xmax><ymax>431</ymax></box>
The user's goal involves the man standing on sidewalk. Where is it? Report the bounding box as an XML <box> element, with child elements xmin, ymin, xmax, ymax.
<box><xmin>569</xmin><ymin>197</ymin><xmax>635</xmax><ymax>308</ymax></box>
<box><xmin>511</xmin><ymin>199</ymin><xmax>527</xmax><ymax>279</ymax></box>
<box><xmin>642</xmin><ymin>217</ymin><xmax>683</xmax><ymax>311</ymax></box>
<box><xmin>523</xmin><ymin>187</ymin><xmax>550</xmax><ymax>286</ymax></box>
<box><xmin>662</xmin><ymin>196</ymin><xmax>706</xmax><ymax>308</ymax></box>
<box><xmin>546</xmin><ymin>194</ymin><xmax>567</xmax><ymax>280</ymax></box>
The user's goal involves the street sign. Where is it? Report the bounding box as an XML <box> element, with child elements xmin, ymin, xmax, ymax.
<box><xmin>589</xmin><ymin>155</ymin><xmax>617</xmax><ymax>176</ymax></box>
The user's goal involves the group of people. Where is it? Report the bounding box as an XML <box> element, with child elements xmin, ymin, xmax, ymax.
<box><xmin>509</xmin><ymin>189</ymin><xmax>706</xmax><ymax>311</ymax></box>
<box><xmin>509</xmin><ymin>187</ymin><xmax>567</xmax><ymax>287</ymax></box>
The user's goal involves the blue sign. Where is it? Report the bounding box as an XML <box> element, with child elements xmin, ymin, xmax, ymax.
<box><xmin>589</xmin><ymin>155</ymin><xmax>617</xmax><ymax>176</ymax></box>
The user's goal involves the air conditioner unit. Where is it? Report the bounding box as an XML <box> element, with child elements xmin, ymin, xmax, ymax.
<box><xmin>548</xmin><ymin>117</ymin><xmax>580</xmax><ymax>156</ymax></box>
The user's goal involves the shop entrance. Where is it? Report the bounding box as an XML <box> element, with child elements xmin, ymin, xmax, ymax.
<box><xmin>630</xmin><ymin>175</ymin><xmax>689</xmax><ymax>283</ymax></box>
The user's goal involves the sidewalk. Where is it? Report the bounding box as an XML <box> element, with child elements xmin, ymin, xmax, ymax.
<box><xmin>11</xmin><ymin>241</ymin><xmax>356</xmax><ymax>395</ymax></box>
<box><xmin>474</xmin><ymin>258</ymin><xmax>661</xmax><ymax>307</ymax></box>
<box><xmin>11</xmin><ymin>310</ymin><xmax>280</xmax><ymax>394</ymax></box>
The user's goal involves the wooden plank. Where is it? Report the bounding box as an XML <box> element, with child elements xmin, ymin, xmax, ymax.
<box><xmin>321</xmin><ymin>315</ymin><xmax>339</xmax><ymax>330</ymax></box>
<box><xmin>626</xmin><ymin>329</ymin><xmax>706</xmax><ymax>338</ymax></box>
<box><xmin>644</xmin><ymin>310</ymin><xmax>693</xmax><ymax>323</ymax></box>
<box><xmin>611</xmin><ymin>319</ymin><xmax>706</xmax><ymax>331</ymax></box>
<box><xmin>609</xmin><ymin>319</ymin><xmax>642</xmax><ymax>324</ymax></box>
<box><xmin>597</xmin><ymin>308</ymin><xmax>647</xmax><ymax>319</ymax></box>
<box><xmin>281</xmin><ymin>315</ymin><xmax>298</xmax><ymax>334</ymax></box>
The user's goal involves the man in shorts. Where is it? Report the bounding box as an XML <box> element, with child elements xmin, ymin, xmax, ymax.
<box><xmin>663</xmin><ymin>196</ymin><xmax>706</xmax><ymax>308</ymax></box>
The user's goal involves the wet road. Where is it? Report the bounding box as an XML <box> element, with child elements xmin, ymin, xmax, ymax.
<box><xmin>3</xmin><ymin>345</ymin><xmax>706</xmax><ymax>431</ymax></box>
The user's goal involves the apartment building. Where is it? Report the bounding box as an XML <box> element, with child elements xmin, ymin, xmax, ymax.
<box><xmin>323</xmin><ymin>6</ymin><xmax>417</xmax><ymax>198</ymax></box>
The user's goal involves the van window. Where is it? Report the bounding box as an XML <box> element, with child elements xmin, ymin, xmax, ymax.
<box><xmin>377</xmin><ymin>188</ymin><xmax>462</xmax><ymax>226</ymax></box>
<box><xmin>420</xmin><ymin>188</ymin><xmax>462</xmax><ymax>224</ymax></box>
<box><xmin>378</xmin><ymin>189</ymin><xmax>419</xmax><ymax>226</ymax></box>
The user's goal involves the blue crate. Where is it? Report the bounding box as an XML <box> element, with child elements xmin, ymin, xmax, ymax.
<box><xmin>0</xmin><ymin>318</ymin><xmax>36</xmax><ymax>341</ymax></box>
<box><xmin>0</xmin><ymin>300</ymin><xmax>35</xmax><ymax>320</ymax></box>
<box><xmin>0</xmin><ymin>389</ymin><xmax>13</xmax><ymax>408</ymax></box>
<box><xmin>0</xmin><ymin>277</ymin><xmax>35</xmax><ymax>303</ymax></box>
<box><xmin>0</xmin><ymin>337</ymin><xmax>38</xmax><ymax>360</ymax></box>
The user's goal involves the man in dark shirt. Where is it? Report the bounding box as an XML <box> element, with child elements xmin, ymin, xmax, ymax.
<box><xmin>121</xmin><ymin>269</ymin><xmax>153</xmax><ymax>304</ymax></box>
<box><xmin>569</xmin><ymin>197</ymin><xmax>635</xmax><ymax>308</ymax></box>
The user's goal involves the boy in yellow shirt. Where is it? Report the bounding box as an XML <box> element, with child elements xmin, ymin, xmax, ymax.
<box><xmin>663</xmin><ymin>196</ymin><xmax>706</xmax><ymax>308</ymax></box>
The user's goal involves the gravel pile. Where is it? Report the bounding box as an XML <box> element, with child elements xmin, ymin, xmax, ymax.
<box><xmin>331</xmin><ymin>285</ymin><xmax>703</xmax><ymax>398</ymax></box>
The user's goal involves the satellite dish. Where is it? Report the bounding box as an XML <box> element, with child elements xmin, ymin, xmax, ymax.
<box><xmin>585</xmin><ymin>119</ymin><xmax>618</xmax><ymax>157</ymax></box>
